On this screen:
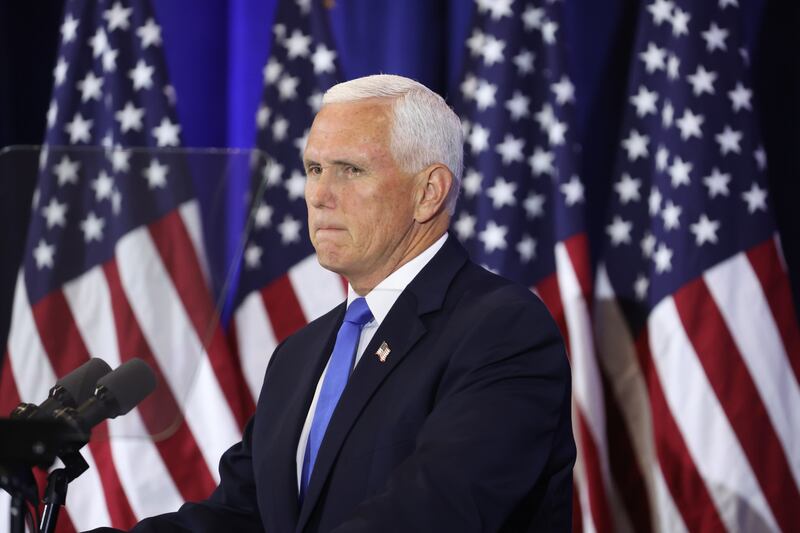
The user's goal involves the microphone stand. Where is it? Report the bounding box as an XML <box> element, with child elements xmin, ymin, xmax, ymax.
<box><xmin>39</xmin><ymin>451</ymin><xmax>88</xmax><ymax>533</ymax></box>
<box><xmin>5</xmin><ymin>358</ymin><xmax>155</xmax><ymax>531</ymax></box>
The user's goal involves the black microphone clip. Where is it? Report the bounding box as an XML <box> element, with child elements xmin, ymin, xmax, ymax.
<box><xmin>9</xmin><ymin>358</ymin><xmax>112</xmax><ymax>420</ymax></box>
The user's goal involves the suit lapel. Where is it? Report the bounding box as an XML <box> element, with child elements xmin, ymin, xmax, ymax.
<box><xmin>296</xmin><ymin>235</ymin><xmax>468</xmax><ymax>531</ymax></box>
<box><xmin>260</xmin><ymin>303</ymin><xmax>345</xmax><ymax>533</ymax></box>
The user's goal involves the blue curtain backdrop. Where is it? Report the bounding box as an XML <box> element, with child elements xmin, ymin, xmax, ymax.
<box><xmin>1</xmin><ymin>0</ymin><xmax>798</xmax><ymax>346</ymax></box>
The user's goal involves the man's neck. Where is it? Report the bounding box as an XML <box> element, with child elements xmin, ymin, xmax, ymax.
<box><xmin>348</xmin><ymin>220</ymin><xmax>449</xmax><ymax>295</ymax></box>
<box><xmin>347</xmin><ymin>233</ymin><xmax>449</xmax><ymax>320</ymax></box>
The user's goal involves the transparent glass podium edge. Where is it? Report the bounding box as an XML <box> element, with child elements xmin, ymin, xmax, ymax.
<box><xmin>0</xmin><ymin>145</ymin><xmax>282</xmax><ymax>443</ymax></box>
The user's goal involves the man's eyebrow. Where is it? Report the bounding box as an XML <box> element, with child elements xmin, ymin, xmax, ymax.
<box><xmin>330</xmin><ymin>159</ymin><xmax>362</xmax><ymax>167</ymax></box>
<box><xmin>304</xmin><ymin>158</ymin><xmax>364</xmax><ymax>168</ymax></box>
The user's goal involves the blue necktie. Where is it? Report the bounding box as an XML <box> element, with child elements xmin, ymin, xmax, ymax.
<box><xmin>300</xmin><ymin>297</ymin><xmax>373</xmax><ymax>502</ymax></box>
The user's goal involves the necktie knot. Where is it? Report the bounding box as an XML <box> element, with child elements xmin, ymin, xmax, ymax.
<box><xmin>344</xmin><ymin>297</ymin><xmax>373</xmax><ymax>327</ymax></box>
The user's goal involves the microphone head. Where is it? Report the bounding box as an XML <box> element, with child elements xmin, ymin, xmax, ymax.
<box><xmin>54</xmin><ymin>358</ymin><xmax>112</xmax><ymax>406</ymax></box>
<box><xmin>96</xmin><ymin>358</ymin><xmax>157</xmax><ymax>416</ymax></box>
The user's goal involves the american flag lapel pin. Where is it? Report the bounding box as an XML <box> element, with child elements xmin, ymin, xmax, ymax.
<box><xmin>375</xmin><ymin>341</ymin><xmax>391</xmax><ymax>363</ymax></box>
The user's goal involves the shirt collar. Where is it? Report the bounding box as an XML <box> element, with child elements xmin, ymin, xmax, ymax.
<box><xmin>347</xmin><ymin>233</ymin><xmax>448</xmax><ymax>326</ymax></box>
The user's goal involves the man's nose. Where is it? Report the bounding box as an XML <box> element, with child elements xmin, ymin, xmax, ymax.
<box><xmin>305</xmin><ymin>170</ymin><xmax>335</xmax><ymax>208</ymax></box>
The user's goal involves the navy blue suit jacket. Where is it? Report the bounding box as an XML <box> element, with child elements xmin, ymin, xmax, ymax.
<box><xmin>101</xmin><ymin>235</ymin><xmax>575</xmax><ymax>532</ymax></box>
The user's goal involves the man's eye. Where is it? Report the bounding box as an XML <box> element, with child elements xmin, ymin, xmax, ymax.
<box><xmin>344</xmin><ymin>165</ymin><xmax>362</xmax><ymax>176</ymax></box>
<box><xmin>307</xmin><ymin>165</ymin><xmax>322</xmax><ymax>176</ymax></box>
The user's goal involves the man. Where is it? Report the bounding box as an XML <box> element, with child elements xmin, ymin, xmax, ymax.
<box><xmin>96</xmin><ymin>74</ymin><xmax>575</xmax><ymax>532</ymax></box>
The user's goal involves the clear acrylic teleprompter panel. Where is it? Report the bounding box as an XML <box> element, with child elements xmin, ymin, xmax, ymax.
<box><xmin>0</xmin><ymin>145</ymin><xmax>279</xmax><ymax>442</ymax></box>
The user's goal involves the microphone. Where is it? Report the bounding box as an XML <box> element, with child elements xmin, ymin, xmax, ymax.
<box><xmin>10</xmin><ymin>358</ymin><xmax>112</xmax><ymax>419</ymax></box>
<box><xmin>55</xmin><ymin>358</ymin><xmax>157</xmax><ymax>433</ymax></box>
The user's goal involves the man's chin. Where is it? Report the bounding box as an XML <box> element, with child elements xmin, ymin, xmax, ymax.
<box><xmin>314</xmin><ymin>252</ymin><xmax>347</xmax><ymax>277</ymax></box>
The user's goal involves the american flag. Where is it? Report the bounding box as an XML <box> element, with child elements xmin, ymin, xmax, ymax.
<box><xmin>449</xmin><ymin>1</ymin><xmax>618</xmax><ymax>531</ymax></box>
<box><xmin>595</xmin><ymin>1</ymin><xmax>800</xmax><ymax>532</ymax></box>
<box><xmin>0</xmin><ymin>0</ymin><xmax>251</xmax><ymax>531</ymax></box>
<box><xmin>231</xmin><ymin>0</ymin><xmax>348</xmax><ymax>402</ymax></box>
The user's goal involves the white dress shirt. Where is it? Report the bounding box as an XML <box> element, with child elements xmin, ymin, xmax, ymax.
<box><xmin>295</xmin><ymin>233</ymin><xmax>448</xmax><ymax>489</ymax></box>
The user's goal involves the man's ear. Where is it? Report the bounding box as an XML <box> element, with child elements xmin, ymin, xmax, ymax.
<box><xmin>414</xmin><ymin>164</ymin><xmax>453</xmax><ymax>223</ymax></box>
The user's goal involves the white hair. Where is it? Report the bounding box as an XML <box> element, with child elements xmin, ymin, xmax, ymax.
<box><xmin>322</xmin><ymin>74</ymin><xmax>463</xmax><ymax>214</ymax></box>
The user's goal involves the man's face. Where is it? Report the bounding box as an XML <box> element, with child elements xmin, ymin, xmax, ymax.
<box><xmin>303</xmin><ymin>100</ymin><xmax>417</xmax><ymax>285</ymax></box>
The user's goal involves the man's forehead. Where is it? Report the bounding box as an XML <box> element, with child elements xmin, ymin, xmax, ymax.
<box><xmin>305</xmin><ymin>100</ymin><xmax>393</xmax><ymax>158</ymax></box>
<box><xmin>314</xmin><ymin>98</ymin><xmax>393</xmax><ymax>125</ymax></box>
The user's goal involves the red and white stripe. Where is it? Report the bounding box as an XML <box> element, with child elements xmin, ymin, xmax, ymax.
<box><xmin>535</xmin><ymin>234</ymin><xmax>638</xmax><ymax>533</ymax></box>
<box><xmin>1</xmin><ymin>200</ymin><xmax>247</xmax><ymax>531</ymax></box>
<box><xmin>594</xmin><ymin>266</ymin><xmax>687</xmax><ymax>533</ymax></box>
<box><xmin>233</xmin><ymin>253</ymin><xmax>346</xmax><ymax>401</ymax></box>
<box><xmin>63</xmin><ymin>266</ymin><xmax>185</xmax><ymax>520</ymax></box>
<box><xmin>593</xmin><ymin>237</ymin><xmax>800</xmax><ymax>533</ymax></box>
<box><xmin>555</xmin><ymin>239</ymin><xmax>613</xmax><ymax>533</ymax></box>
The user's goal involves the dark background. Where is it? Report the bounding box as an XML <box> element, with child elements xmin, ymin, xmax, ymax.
<box><xmin>2</xmin><ymin>0</ymin><xmax>798</xmax><ymax>353</ymax></box>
